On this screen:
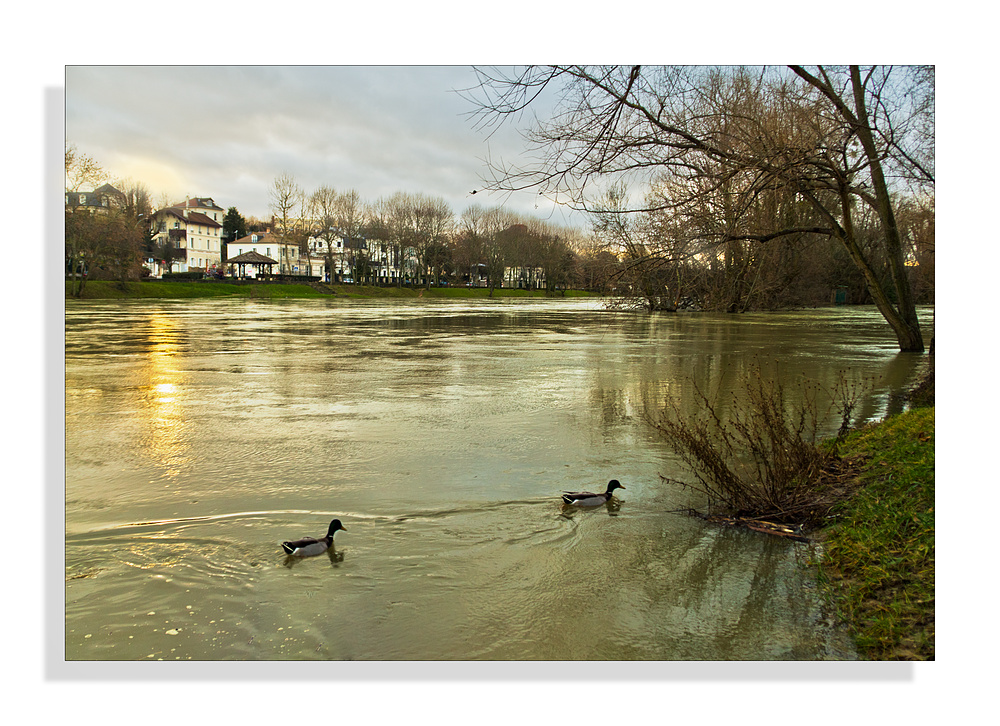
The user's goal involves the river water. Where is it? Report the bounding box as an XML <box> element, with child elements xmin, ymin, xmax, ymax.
<box><xmin>64</xmin><ymin>298</ymin><xmax>932</xmax><ymax>661</ymax></box>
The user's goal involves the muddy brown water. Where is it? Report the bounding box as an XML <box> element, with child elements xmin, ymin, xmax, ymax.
<box><xmin>64</xmin><ymin>298</ymin><xmax>932</xmax><ymax>660</ymax></box>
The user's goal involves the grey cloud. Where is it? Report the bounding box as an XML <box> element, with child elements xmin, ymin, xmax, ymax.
<box><xmin>65</xmin><ymin>65</ymin><xmax>582</xmax><ymax>228</ymax></box>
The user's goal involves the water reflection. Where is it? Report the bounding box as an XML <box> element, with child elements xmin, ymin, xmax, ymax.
<box><xmin>136</xmin><ymin>312</ymin><xmax>191</xmax><ymax>479</ymax></box>
<box><xmin>560</xmin><ymin>497</ymin><xmax>623</xmax><ymax>518</ymax></box>
<box><xmin>282</xmin><ymin>548</ymin><xmax>345</xmax><ymax>569</ymax></box>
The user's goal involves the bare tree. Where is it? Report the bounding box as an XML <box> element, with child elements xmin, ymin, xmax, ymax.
<box><xmin>366</xmin><ymin>196</ymin><xmax>403</xmax><ymax>285</ymax></box>
<box><xmin>466</xmin><ymin>65</ymin><xmax>933</xmax><ymax>351</ymax></box>
<box><xmin>482</xmin><ymin>207</ymin><xmax>517</xmax><ymax>296</ymax></box>
<box><xmin>65</xmin><ymin>145</ymin><xmax>108</xmax><ymax>193</ymax></box>
<box><xmin>456</xmin><ymin>205</ymin><xmax>489</xmax><ymax>286</ymax></box>
<box><xmin>309</xmin><ymin>185</ymin><xmax>340</xmax><ymax>281</ymax></box>
<box><xmin>115</xmin><ymin>179</ymin><xmax>152</xmax><ymax>218</ymax></box>
<box><xmin>333</xmin><ymin>189</ymin><xmax>366</xmax><ymax>282</ymax></box>
<box><xmin>309</xmin><ymin>186</ymin><xmax>369</xmax><ymax>283</ymax></box>
<box><xmin>114</xmin><ymin>179</ymin><xmax>154</xmax><ymax>269</ymax></box>
<box><xmin>456</xmin><ymin>204</ymin><xmax>514</xmax><ymax>294</ymax></box>
<box><xmin>371</xmin><ymin>192</ymin><xmax>453</xmax><ymax>287</ymax></box>
<box><xmin>269</xmin><ymin>173</ymin><xmax>303</xmax><ymax>275</ymax></box>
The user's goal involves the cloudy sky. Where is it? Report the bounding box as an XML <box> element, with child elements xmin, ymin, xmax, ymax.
<box><xmin>65</xmin><ymin>65</ymin><xmax>585</xmax><ymax>229</ymax></box>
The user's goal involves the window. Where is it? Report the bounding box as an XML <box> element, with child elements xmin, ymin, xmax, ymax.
<box><xmin>80</xmin><ymin>194</ymin><xmax>86</xmax><ymax>205</ymax></box>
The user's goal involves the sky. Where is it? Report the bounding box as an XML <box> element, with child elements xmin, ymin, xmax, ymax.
<box><xmin>65</xmin><ymin>65</ymin><xmax>585</xmax><ymax>230</ymax></box>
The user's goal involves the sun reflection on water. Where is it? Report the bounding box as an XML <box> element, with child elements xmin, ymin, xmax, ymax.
<box><xmin>137</xmin><ymin>314</ymin><xmax>191</xmax><ymax>477</ymax></box>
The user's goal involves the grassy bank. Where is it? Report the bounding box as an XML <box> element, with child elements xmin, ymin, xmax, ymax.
<box><xmin>67</xmin><ymin>280</ymin><xmax>325</xmax><ymax>299</ymax></box>
<box><xmin>818</xmin><ymin>407</ymin><xmax>935</xmax><ymax>660</ymax></box>
<box><xmin>67</xmin><ymin>280</ymin><xmax>597</xmax><ymax>300</ymax></box>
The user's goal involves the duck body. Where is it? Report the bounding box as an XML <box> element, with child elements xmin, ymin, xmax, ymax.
<box><xmin>561</xmin><ymin>480</ymin><xmax>625</xmax><ymax>506</ymax></box>
<box><xmin>281</xmin><ymin>519</ymin><xmax>346</xmax><ymax>556</ymax></box>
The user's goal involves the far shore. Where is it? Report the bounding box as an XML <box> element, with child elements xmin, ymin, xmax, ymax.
<box><xmin>66</xmin><ymin>280</ymin><xmax>600</xmax><ymax>300</ymax></box>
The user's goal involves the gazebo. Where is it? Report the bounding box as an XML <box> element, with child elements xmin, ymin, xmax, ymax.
<box><xmin>227</xmin><ymin>250</ymin><xmax>278</xmax><ymax>279</ymax></box>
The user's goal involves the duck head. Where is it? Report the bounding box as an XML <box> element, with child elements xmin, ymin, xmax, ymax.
<box><xmin>327</xmin><ymin>519</ymin><xmax>346</xmax><ymax>537</ymax></box>
<box><xmin>606</xmin><ymin>480</ymin><xmax>625</xmax><ymax>494</ymax></box>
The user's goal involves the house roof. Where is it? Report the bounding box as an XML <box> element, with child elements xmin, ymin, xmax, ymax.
<box><xmin>227</xmin><ymin>250</ymin><xmax>278</xmax><ymax>264</ymax></box>
<box><xmin>233</xmin><ymin>232</ymin><xmax>273</xmax><ymax>244</ymax></box>
<box><xmin>66</xmin><ymin>184</ymin><xmax>124</xmax><ymax>208</ymax></box>
<box><xmin>155</xmin><ymin>207</ymin><xmax>222</xmax><ymax>228</ymax></box>
<box><xmin>175</xmin><ymin>196</ymin><xmax>223</xmax><ymax>211</ymax></box>
<box><xmin>232</xmin><ymin>232</ymin><xmax>297</xmax><ymax>247</ymax></box>
<box><xmin>93</xmin><ymin>183</ymin><xmax>125</xmax><ymax>197</ymax></box>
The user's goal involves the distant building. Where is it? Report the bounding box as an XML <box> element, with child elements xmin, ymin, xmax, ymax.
<box><xmin>65</xmin><ymin>183</ymin><xmax>125</xmax><ymax>213</ymax></box>
<box><xmin>227</xmin><ymin>232</ymin><xmax>300</xmax><ymax>278</ymax></box>
<box><xmin>148</xmin><ymin>197</ymin><xmax>225</xmax><ymax>275</ymax></box>
<box><xmin>307</xmin><ymin>230</ymin><xmax>361</xmax><ymax>282</ymax></box>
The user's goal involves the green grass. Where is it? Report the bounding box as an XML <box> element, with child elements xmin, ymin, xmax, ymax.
<box><xmin>67</xmin><ymin>280</ymin><xmax>327</xmax><ymax>299</ymax></box>
<box><xmin>67</xmin><ymin>281</ymin><xmax>598</xmax><ymax>300</ymax></box>
<box><xmin>818</xmin><ymin>407</ymin><xmax>935</xmax><ymax>660</ymax></box>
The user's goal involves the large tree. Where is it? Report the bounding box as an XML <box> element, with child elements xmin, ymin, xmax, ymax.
<box><xmin>467</xmin><ymin>65</ymin><xmax>933</xmax><ymax>351</ymax></box>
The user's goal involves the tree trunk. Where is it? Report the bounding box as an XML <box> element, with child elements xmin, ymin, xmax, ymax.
<box><xmin>834</xmin><ymin>185</ymin><xmax>924</xmax><ymax>352</ymax></box>
<box><xmin>849</xmin><ymin>67</ymin><xmax>924</xmax><ymax>352</ymax></box>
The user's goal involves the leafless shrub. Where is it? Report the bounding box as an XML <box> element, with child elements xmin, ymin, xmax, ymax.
<box><xmin>655</xmin><ymin>359</ymin><xmax>874</xmax><ymax>526</ymax></box>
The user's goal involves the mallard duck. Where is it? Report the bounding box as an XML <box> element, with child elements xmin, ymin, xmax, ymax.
<box><xmin>561</xmin><ymin>480</ymin><xmax>625</xmax><ymax>506</ymax></box>
<box><xmin>281</xmin><ymin>519</ymin><xmax>346</xmax><ymax>557</ymax></box>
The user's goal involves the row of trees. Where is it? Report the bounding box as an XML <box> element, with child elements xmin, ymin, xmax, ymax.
<box><xmin>66</xmin><ymin>138</ymin><xmax>932</xmax><ymax>308</ymax></box>
<box><xmin>236</xmin><ymin>174</ymin><xmax>595</xmax><ymax>292</ymax></box>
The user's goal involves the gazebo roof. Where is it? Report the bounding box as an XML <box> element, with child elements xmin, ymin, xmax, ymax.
<box><xmin>228</xmin><ymin>250</ymin><xmax>278</xmax><ymax>264</ymax></box>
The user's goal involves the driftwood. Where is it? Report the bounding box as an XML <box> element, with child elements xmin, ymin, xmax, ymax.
<box><xmin>677</xmin><ymin>509</ymin><xmax>811</xmax><ymax>543</ymax></box>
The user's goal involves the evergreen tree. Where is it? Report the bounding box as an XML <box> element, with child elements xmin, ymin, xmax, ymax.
<box><xmin>223</xmin><ymin>207</ymin><xmax>247</xmax><ymax>246</ymax></box>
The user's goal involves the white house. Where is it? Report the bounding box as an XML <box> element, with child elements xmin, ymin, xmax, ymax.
<box><xmin>148</xmin><ymin>197</ymin><xmax>225</xmax><ymax>275</ymax></box>
<box><xmin>227</xmin><ymin>232</ymin><xmax>300</xmax><ymax>278</ymax></box>
<box><xmin>306</xmin><ymin>231</ymin><xmax>353</xmax><ymax>281</ymax></box>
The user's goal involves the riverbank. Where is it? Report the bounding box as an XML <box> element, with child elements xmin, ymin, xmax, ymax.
<box><xmin>817</xmin><ymin>406</ymin><xmax>935</xmax><ymax>660</ymax></box>
<box><xmin>66</xmin><ymin>280</ymin><xmax>598</xmax><ymax>300</ymax></box>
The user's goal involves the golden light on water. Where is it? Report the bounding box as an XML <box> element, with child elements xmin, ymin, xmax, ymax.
<box><xmin>137</xmin><ymin>314</ymin><xmax>191</xmax><ymax>477</ymax></box>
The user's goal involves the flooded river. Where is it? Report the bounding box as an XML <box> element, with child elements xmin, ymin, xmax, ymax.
<box><xmin>64</xmin><ymin>298</ymin><xmax>932</xmax><ymax>660</ymax></box>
